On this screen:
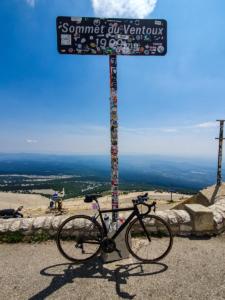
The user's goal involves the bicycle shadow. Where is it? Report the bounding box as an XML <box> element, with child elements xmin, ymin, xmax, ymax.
<box><xmin>29</xmin><ymin>257</ymin><xmax>168</xmax><ymax>300</ymax></box>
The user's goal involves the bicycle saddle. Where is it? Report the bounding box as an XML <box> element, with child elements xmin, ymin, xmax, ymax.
<box><xmin>84</xmin><ymin>194</ymin><xmax>102</xmax><ymax>203</ymax></box>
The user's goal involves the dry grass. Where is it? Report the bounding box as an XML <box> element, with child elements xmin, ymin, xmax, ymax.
<box><xmin>0</xmin><ymin>192</ymin><xmax>49</xmax><ymax>210</ymax></box>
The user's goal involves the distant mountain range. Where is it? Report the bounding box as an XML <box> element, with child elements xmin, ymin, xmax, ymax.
<box><xmin>0</xmin><ymin>153</ymin><xmax>221</xmax><ymax>193</ymax></box>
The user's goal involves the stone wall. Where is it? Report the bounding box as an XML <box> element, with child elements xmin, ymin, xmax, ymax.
<box><xmin>0</xmin><ymin>204</ymin><xmax>221</xmax><ymax>238</ymax></box>
<box><xmin>1</xmin><ymin>184</ymin><xmax>225</xmax><ymax>240</ymax></box>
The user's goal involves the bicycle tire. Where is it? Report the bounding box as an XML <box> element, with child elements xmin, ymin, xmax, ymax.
<box><xmin>56</xmin><ymin>215</ymin><xmax>103</xmax><ymax>263</ymax></box>
<box><xmin>125</xmin><ymin>214</ymin><xmax>173</xmax><ymax>262</ymax></box>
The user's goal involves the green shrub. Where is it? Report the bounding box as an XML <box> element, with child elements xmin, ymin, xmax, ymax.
<box><xmin>0</xmin><ymin>232</ymin><xmax>24</xmax><ymax>243</ymax></box>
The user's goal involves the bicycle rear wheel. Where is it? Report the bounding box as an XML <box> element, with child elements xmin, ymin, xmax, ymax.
<box><xmin>56</xmin><ymin>215</ymin><xmax>103</xmax><ymax>263</ymax></box>
<box><xmin>125</xmin><ymin>214</ymin><xmax>173</xmax><ymax>262</ymax></box>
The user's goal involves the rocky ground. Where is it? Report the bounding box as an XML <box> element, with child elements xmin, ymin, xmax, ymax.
<box><xmin>0</xmin><ymin>235</ymin><xmax>225</xmax><ymax>300</ymax></box>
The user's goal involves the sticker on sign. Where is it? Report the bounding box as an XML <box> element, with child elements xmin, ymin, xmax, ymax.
<box><xmin>56</xmin><ymin>16</ymin><xmax>167</xmax><ymax>56</ymax></box>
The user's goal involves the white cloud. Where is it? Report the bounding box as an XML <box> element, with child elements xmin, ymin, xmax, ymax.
<box><xmin>26</xmin><ymin>139</ymin><xmax>38</xmax><ymax>144</ymax></box>
<box><xmin>194</xmin><ymin>122</ymin><xmax>217</xmax><ymax>129</ymax></box>
<box><xmin>25</xmin><ymin>0</ymin><xmax>36</xmax><ymax>7</ymax></box>
<box><xmin>91</xmin><ymin>0</ymin><xmax>158</xmax><ymax>18</ymax></box>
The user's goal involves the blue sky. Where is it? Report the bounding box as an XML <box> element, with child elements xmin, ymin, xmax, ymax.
<box><xmin>0</xmin><ymin>0</ymin><xmax>225</xmax><ymax>157</ymax></box>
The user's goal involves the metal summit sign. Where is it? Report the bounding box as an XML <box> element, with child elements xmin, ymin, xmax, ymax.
<box><xmin>56</xmin><ymin>16</ymin><xmax>167</xmax><ymax>56</ymax></box>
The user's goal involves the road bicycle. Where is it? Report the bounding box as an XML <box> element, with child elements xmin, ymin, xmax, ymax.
<box><xmin>56</xmin><ymin>193</ymin><xmax>173</xmax><ymax>263</ymax></box>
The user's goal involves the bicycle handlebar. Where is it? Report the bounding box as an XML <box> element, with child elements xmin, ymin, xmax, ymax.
<box><xmin>132</xmin><ymin>193</ymin><xmax>156</xmax><ymax>214</ymax></box>
<box><xmin>85</xmin><ymin>192</ymin><xmax>156</xmax><ymax>214</ymax></box>
<box><xmin>132</xmin><ymin>193</ymin><xmax>148</xmax><ymax>204</ymax></box>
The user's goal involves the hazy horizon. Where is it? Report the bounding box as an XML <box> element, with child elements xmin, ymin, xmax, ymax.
<box><xmin>0</xmin><ymin>151</ymin><xmax>219</xmax><ymax>161</ymax></box>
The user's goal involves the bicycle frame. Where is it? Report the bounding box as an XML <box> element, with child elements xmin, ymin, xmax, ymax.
<box><xmin>94</xmin><ymin>202</ymin><xmax>150</xmax><ymax>241</ymax></box>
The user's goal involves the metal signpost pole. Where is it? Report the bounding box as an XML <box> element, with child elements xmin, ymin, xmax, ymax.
<box><xmin>216</xmin><ymin>120</ymin><xmax>225</xmax><ymax>185</ymax></box>
<box><xmin>109</xmin><ymin>55</ymin><xmax>119</xmax><ymax>223</ymax></box>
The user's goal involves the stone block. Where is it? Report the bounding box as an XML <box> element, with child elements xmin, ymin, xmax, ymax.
<box><xmin>43</xmin><ymin>216</ymin><xmax>54</xmax><ymax>230</ymax></box>
<box><xmin>0</xmin><ymin>223</ymin><xmax>5</xmax><ymax>232</ymax></box>
<box><xmin>184</xmin><ymin>204</ymin><xmax>214</xmax><ymax>232</ymax></box>
<box><xmin>200</xmin><ymin>183</ymin><xmax>225</xmax><ymax>204</ymax></box>
<box><xmin>51</xmin><ymin>216</ymin><xmax>63</xmax><ymax>229</ymax></box>
<box><xmin>20</xmin><ymin>218</ymin><xmax>34</xmax><ymax>231</ymax></box>
<box><xmin>215</xmin><ymin>220</ymin><xmax>225</xmax><ymax>231</ymax></box>
<box><xmin>179</xmin><ymin>224</ymin><xmax>193</xmax><ymax>236</ymax></box>
<box><xmin>10</xmin><ymin>220</ymin><xmax>21</xmax><ymax>232</ymax></box>
<box><xmin>212</xmin><ymin>209</ymin><xmax>224</xmax><ymax>224</ymax></box>
<box><xmin>166</xmin><ymin>211</ymin><xmax>179</xmax><ymax>225</ymax></box>
<box><xmin>155</xmin><ymin>211</ymin><xmax>169</xmax><ymax>222</ymax></box>
<box><xmin>33</xmin><ymin>217</ymin><xmax>46</xmax><ymax>229</ymax></box>
<box><xmin>0</xmin><ymin>219</ymin><xmax>13</xmax><ymax>232</ymax></box>
<box><xmin>172</xmin><ymin>210</ymin><xmax>191</xmax><ymax>224</ymax></box>
<box><xmin>217</xmin><ymin>199</ymin><xmax>225</xmax><ymax>206</ymax></box>
<box><xmin>180</xmin><ymin>224</ymin><xmax>192</xmax><ymax>232</ymax></box>
<box><xmin>213</xmin><ymin>206</ymin><xmax>225</xmax><ymax>219</ymax></box>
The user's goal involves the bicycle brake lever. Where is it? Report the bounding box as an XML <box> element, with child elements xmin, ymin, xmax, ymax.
<box><xmin>152</xmin><ymin>201</ymin><xmax>157</xmax><ymax>212</ymax></box>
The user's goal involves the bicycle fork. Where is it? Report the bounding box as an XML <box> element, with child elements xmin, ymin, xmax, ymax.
<box><xmin>137</xmin><ymin>213</ymin><xmax>151</xmax><ymax>242</ymax></box>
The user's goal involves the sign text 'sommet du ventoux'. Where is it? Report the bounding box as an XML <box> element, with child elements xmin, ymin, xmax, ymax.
<box><xmin>56</xmin><ymin>16</ymin><xmax>167</xmax><ymax>56</ymax></box>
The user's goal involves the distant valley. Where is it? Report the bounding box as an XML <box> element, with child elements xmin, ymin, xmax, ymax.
<box><xmin>0</xmin><ymin>153</ymin><xmax>221</xmax><ymax>198</ymax></box>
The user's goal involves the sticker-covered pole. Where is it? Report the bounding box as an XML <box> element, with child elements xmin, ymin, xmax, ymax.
<box><xmin>109</xmin><ymin>55</ymin><xmax>119</xmax><ymax>223</ymax></box>
<box><xmin>216</xmin><ymin>120</ymin><xmax>225</xmax><ymax>185</ymax></box>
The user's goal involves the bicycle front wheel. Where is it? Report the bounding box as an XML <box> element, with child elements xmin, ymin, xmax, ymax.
<box><xmin>125</xmin><ymin>214</ymin><xmax>173</xmax><ymax>262</ymax></box>
<box><xmin>56</xmin><ymin>215</ymin><xmax>103</xmax><ymax>263</ymax></box>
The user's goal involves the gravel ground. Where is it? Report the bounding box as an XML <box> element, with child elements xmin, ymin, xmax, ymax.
<box><xmin>1</xmin><ymin>235</ymin><xmax>225</xmax><ymax>300</ymax></box>
<box><xmin>0</xmin><ymin>192</ymin><xmax>49</xmax><ymax>210</ymax></box>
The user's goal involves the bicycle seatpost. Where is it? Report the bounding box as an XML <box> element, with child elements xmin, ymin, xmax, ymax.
<box><xmin>93</xmin><ymin>198</ymin><xmax>100</xmax><ymax>210</ymax></box>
